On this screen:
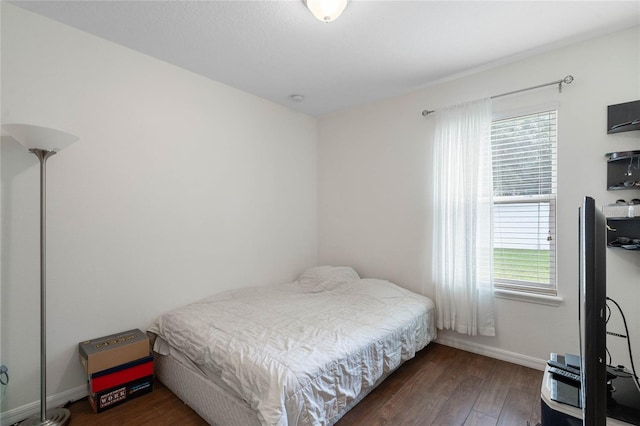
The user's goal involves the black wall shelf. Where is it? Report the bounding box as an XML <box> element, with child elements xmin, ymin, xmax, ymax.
<box><xmin>606</xmin><ymin>150</ymin><xmax>640</xmax><ymax>190</ymax></box>
<box><xmin>605</xmin><ymin>151</ymin><xmax>640</xmax><ymax>249</ymax></box>
<box><xmin>606</xmin><ymin>217</ymin><xmax>640</xmax><ymax>250</ymax></box>
<box><xmin>608</xmin><ymin>100</ymin><xmax>640</xmax><ymax>134</ymax></box>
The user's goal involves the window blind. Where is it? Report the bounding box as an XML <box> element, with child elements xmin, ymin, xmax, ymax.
<box><xmin>491</xmin><ymin>110</ymin><xmax>557</xmax><ymax>295</ymax></box>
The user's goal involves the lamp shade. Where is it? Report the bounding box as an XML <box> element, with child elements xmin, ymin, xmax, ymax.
<box><xmin>2</xmin><ymin>123</ymin><xmax>78</xmax><ymax>152</ymax></box>
<box><xmin>305</xmin><ymin>0</ymin><xmax>348</xmax><ymax>22</ymax></box>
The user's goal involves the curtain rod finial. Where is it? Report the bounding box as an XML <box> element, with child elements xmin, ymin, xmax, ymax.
<box><xmin>559</xmin><ymin>75</ymin><xmax>574</xmax><ymax>93</ymax></box>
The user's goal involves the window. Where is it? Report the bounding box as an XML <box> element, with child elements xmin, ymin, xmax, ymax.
<box><xmin>491</xmin><ymin>110</ymin><xmax>557</xmax><ymax>296</ymax></box>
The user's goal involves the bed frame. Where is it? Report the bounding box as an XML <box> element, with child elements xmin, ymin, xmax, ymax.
<box><xmin>155</xmin><ymin>351</ymin><xmax>392</xmax><ymax>425</ymax></box>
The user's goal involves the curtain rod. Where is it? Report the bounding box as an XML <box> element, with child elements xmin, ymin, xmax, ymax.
<box><xmin>421</xmin><ymin>75</ymin><xmax>574</xmax><ymax>117</ymax></box>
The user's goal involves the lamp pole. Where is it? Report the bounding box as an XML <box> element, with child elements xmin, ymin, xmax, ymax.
<box><xmin>20</xmin><ymin>148</ymin><xmax>70</xmax><ymax>426</ymax></box>
<box><xmin>31</xmin><ymin>149</ymin><xmax>62</xmax><ymax>424</ymax></box>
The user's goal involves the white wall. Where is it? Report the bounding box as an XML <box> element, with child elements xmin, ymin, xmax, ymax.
<box><xmin>319</xmin><ymin>27</ymin><xmax>640</xmax><ymax>367</ymax></box>
<box><xmin>0</xmin><ymin>3</ymin><xmax>317</xmax><ymax>415</ymax></box>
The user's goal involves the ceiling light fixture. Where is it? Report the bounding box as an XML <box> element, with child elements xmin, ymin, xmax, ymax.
<box><xmin>304</xmin><ymin>0</ymin><xmax>348</xmax><ymax>23</ymax></box>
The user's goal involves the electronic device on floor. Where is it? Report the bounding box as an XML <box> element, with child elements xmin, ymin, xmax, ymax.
<box><xmin>547</xmin><ymin>353</ymin><xmax>640</xmax><ymax>424</ymax></box>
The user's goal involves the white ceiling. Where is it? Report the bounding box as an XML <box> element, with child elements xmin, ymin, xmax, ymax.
<box><xmin>10</xmin><ymin>1</ymin><xmax>640</xmax><ymax>117</ymax></box>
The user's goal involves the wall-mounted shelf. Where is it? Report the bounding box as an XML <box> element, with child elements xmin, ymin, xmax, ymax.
<box><xmin>606</xmin><ymin>217</ymin><xmax>640</xmax><ymax>250</ymax></box>
<box><xmin>608</xmin><ymin>100</ymin><xmax>640</xmax><ymax>134</ymax></box>
<box><xmin>605</xmin><ymin>103</ymin><xmax>640</xmax><ymax>249</ymax></box>
<box><xmin>606</xmin><ymin>150</ymin><xmax>640</xmax><ymax>190</ymax></box>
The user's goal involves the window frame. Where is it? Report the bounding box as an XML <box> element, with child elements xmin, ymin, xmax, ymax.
<box><xmin>490</xmin><ymin>109</ymin><xmax>558</xmax><ymax>297</ymax></box>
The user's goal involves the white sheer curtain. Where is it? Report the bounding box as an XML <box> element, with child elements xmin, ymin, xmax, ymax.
<box><xmin>432</xmin><ymin>98</ymin><xmax>495</xmax><ymax>336</ymax></box>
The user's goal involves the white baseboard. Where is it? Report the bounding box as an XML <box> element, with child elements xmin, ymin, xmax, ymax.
<box><xmin>435</xmin><ymin>335</ymin><xmax>547</xmax><ymax>371</ymax></box>
<box><xmin>0</xmin><ymin>385</ymin><xmax>87</xmax><ymax>426</ymax></box>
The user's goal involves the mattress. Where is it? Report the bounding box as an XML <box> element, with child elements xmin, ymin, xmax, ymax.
<box><xmin>148</xmin><ymin>266</ymin><xmax>436</xmax><ymax>426</ymax></box>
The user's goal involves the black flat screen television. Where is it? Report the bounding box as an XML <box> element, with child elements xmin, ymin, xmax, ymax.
<box><xmin>578</xmin><ymin>196</ymin><xmax>607</xmax><ymax>426</ymax></box>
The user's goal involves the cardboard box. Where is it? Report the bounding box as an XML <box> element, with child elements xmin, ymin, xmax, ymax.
<box><xmin>79</xmin><ymin>329</ymin><xmax>149</xmax><ymax>374</ymax></box>
<box><xmin>88</xmin><ymin>375</ymin><xmax>153</xmax><ymax>413</ymax></box>
<box><xmin>89</xmin><ymin>354</ymin><xmax>154</xmax><ymax>394</ymax></box>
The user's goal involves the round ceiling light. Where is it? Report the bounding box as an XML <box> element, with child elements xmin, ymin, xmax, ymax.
<box><xmin>304</xmin><ymin>0</ymin><xmax>348</xmax><ymax>23</ymax></box>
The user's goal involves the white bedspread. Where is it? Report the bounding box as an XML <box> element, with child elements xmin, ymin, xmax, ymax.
<box><xmin>148</xmin><ymin>269</ymin><xmax>435</xmax><ymax>426</ymax></box>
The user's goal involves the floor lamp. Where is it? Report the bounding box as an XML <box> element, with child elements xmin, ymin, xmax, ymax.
<box><xmin>2</xmin><ymin>124</ymin><xmax>79</xmax><ymax>426</ymax></box>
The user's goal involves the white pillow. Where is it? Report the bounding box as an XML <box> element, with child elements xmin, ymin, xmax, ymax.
<box><xmin>297</xmin><ymin>266</ymin><xmax>360</xmax><ymax>291</ymax></box>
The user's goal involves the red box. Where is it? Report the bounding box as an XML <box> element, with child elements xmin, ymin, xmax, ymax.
<box><xmin>88</xmin><ymin>375</ymin><xmax>153</xmax><ymax>413</ymax></box>
<box><xmin>89</xmin><ymin>354</ymin><xmax>153</xmax><ymax>394</ymax></box>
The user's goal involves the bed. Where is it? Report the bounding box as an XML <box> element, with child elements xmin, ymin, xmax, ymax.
<box><xmin>147</xmin><ymin>266</ymin><xmax>436</xmax><ymax>426</ymax></box>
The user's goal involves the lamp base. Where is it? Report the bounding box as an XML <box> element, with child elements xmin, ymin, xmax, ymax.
<box><xmin>19</xmin><ymin>408</ymin><xmax>70</xmax><ymax>426</ymax></box>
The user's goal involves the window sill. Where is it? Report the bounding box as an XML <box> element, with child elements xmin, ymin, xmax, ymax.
<box><xmin>494</xmin><ymin>288</ymin><xmax>564</xmax><ymax>306</ymax></box>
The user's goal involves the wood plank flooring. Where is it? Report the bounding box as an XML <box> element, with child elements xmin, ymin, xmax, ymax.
<box><xmin>64</xmin><ymin>343</ymin><xmax>543</xmax><ymax>426</ymax></box>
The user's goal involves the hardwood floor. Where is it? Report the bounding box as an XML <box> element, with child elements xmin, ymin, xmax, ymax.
<box><xmin>335</xmin><ymin>344</ymin><xmax>543</xmax><ymax>426</ymax></box>
<box><xmin>65</xmin><ymin>380</ymin><xmax>207</xmax><ymax>426</ymax></box>
<box><xmin>65</xmin><ymin>344</ymin><xmax>543</xmax><ymax>426</ymax></box>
